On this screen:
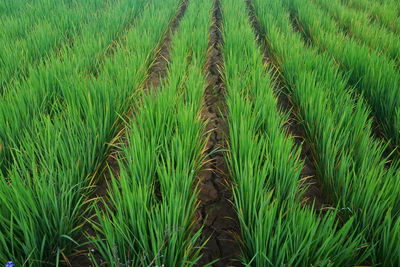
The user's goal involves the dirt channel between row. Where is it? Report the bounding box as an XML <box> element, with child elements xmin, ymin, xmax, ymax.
<box><xmin>195</xmin><ymin>0</ymin><xmax>242</xmax><ymax>266</ymax></box>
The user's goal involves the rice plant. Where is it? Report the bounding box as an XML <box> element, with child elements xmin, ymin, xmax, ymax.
<box><xmin>341</xmin><ymin>0</ymin><xmax>400</xmax><ymax>34</ymax></box>
<box><xmin>2</xmin><ymin>0</ymin><xmax>400</xmax><ymax>265</ymax></box>
<box><xmin>313</xmin><ymin>0</ymin><xmax>400</xmax><ymax>64</ymax></box>
<box><xmin>90</xmin><ymin>0</ymin><xmax>213</xmax><ymax>265</ymax></box>
<box><xmin>0</xmin><ymin>0</ymin><xmax>180</xmax><ymax>264</ymax></box>
<box><xmin>221</xmin><ymin>0</ymin><xmax>364</xmax><ymax>265</ymax></box>
<box><xmin>284</xmin><ymin>0</ymin><xmax>400</xmax><ymax>154</ymax></box>
<box><xmin>0</xmin><ymin>0</ymin><xmax>149</xmax><ymax>173</ymax></box>
<box><xmin>0</xmin><ymin>0</ymin><xmax>120</xmax><ymax>93</ymax></box>
<box><xmin>253</xmin><ymin>0</ymin><xmax>400</xmax><ymax>264</ymax></box>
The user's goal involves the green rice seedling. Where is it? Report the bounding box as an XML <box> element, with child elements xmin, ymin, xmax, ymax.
<box><xmin>285</xmin><ymin>0</ymin><xmax>400</xmax><ymax>153</ymax></box>
<box><xmin>0</xmin><ymin>116</ymin><xmax>98</xmax><ymax>265</ymax></box>
<box><xmin>0</xmin><ymin>13</ymin><xmax>38</xmax><ymax>41</ymax></box>
<box><xmin>221</xmin><ymin>0</ymin><xmax>364</xmax><ymax>265</ymax></box>
<box><xmin>0</xmin><ymin>0</ymin><xmax>148</xmax><ymax>173</ymax></box>
<box><xmin>253</xmin><ymin>0</ymin><xmax>400</xmax><ymax>264</ymax></box>
<box><xmin>341</xmin><ymin>0</ymin><xmax>400</xmax><ymax>34</ymax></box>
<box><xmin>0</xmin><ymin>0</ymin><xmax>88</xmax><ymax>42</ymax></box>
<box><xmin>0</xmin><ymin>0</ymin><xmax>53</xmax><ymax>20</ymax></box>
<box><xmin>0</xmin><ymin>0</ymin><xmax>117</xmax><ymax>93</ymax></box>
<box><xmin>0</xmin><ymin>0</ymin><xmax>42</xmax><ymax>24</ymax></box>
<box><xmin>0</xmin><ymin>0</ymin><xmax>180</xmax><ymax>264</ymax></box>
<box><xmin>238</xmin><ymin>197</ymin><xmax>363</xmax><ymax>266</ymax></box>
<box><xmin>92</xmin><ymin>86</ymin><xmax>207</xmax><ymax>266</ymax></box>
<box><xmin>90</xmin><ymin>0</ymin><xmax>213</xmax><ymax>265</ymax></box>
<box><xmin>313</xmin><ymin>0</ymin><xmax>400</xmax><ymax>63</ymax></box>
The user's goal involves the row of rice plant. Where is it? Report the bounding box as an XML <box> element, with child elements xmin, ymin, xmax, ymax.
<box><xmin>253</xmin><ymin>0</ymin><xmax>400</xmax><ymax>264</ymax></box>
<box><xmin>341</xmin><ymin>0</ymin><xmax>400</xmax><ymax>34</ymax></box>
<box><xmin>313</xmin><ymin>0</ymin><xmax>400</xmax><ymax>64</ymax></box>
<box><xmin>284</xmin><ymin>0</ymin><xmax>400</xmax><ymax>151</ymax></box>
<box><xmin>89</xmin><ymin>0</ymin><xmax>214</xmax><ymax>265</ymax></box>
<box><xmin>0</xmin><ymin>0</ymin><xmax>117</xmax><ymax>92</ymax></box>
<box><xmin>0</xmin><ymin>0</ymin><xmax>181</xmax><ymax>264</ymax></box>
<box><xmin>0</xmin><ymin>0</ymin><xmax>149</xmax><ymax>172</ymax></box>
<box><xmin>220</xmin><ymin>0</ymin><xmax>365</xmax><ymax>265</ymax></box>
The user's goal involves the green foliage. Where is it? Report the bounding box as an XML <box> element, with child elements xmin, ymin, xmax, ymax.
<box><xmin>0</xmin><ymin>0</ymin><xmax>148</xmax><ymax>171</ymax></box>
<box><xmin>341</xmin><ymin>0</ymin><xmax>400</xmax><ymax>34</ymax></box>
<box><xmin>1</xmin><ymin>0</ymin><xmax>400</xmax><ymax>265</ymax></box>
<box><xmin>90</xmin><ymin>0</ymin><xmax>213</xmax><ymax>265</ymax></box>
<box><xmin>253</xmin><ymin>0</ymin><xmax>400</xmax><ymax>264</ymax></box>
<box><xmin>0</xmin><ymin>0</ymin><xmax>178</xmax><ymax>264</ymax></box>
<box><xmin>221</xmin><ymin>0</ymin><xmax>364</xmax><ymax>265</ymax></box>
<box><xmin>0</xmin><ymin>0</ymin><xmax>123</xmax><ymax>93</ymax></box>
<box><xmin>285</xmin><ymin>0</ymin><xmax>400</xmax><ymax>150</ymax></box>
<box><xmin>314</xmin><ymin>0</ymin><xmax>400</xmax><ymax>63</ymax></box>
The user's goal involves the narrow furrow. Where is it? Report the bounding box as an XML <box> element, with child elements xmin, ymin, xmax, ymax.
<box><xmin>142</xmin><ymin>0</ymin><xmax>188</xmax><ymax>94</ymax></box>
<box><xmin>69</xmin><ymin>2</ymin><xmax>189</xmax><ymax>265</ymax></box>
<box><xmin>245</xmin><ymin>0</ymin><xmax>328</xmax><ymax>212</ymax></box>
<box><xmin>195</xmin><ymin>0</ymin><xmax>242</xmax><ymax>266</ymax></box>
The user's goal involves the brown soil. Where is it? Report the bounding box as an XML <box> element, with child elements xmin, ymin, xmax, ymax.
<box><xmin>245</xmin><ymin>0</ymin><xmax>329</xmax><ymax>212</ymax></box>
<box><xmin>68</xmin><ymin>1</ymin><xmax>188</xmax><ymax>266</ymax></box>
<box><xmin>194</xmin><ymin>1</ymin><xmax>242</xmax><ymax>266</ymax></box>
<box><xmin>143</xmin><ymin>0</ymin><xmax>188</xmax><ymax>94</ymax></box>
<box><xmin>288</xmin><ymin>12</ymin><xmax>310</xmax><ymax>46</ymax></box>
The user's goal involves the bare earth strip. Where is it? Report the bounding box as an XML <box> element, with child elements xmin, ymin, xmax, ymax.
<box><xmin>195</xmin><ymin>0</ymin><xmax>242</xmax><ymax>266</ymax></box>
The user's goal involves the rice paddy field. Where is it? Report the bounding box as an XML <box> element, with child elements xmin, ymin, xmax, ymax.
<box><xmin>1</xmin><ymin>0</ymin><xmax>400</xmax><ymax>266</ymax></box>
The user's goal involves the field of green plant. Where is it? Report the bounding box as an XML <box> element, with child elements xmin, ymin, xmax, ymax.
<box><xmin>1</xmin><ymin>0</ymin><xmax>400</xmax><ymax>266</ymax></box>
